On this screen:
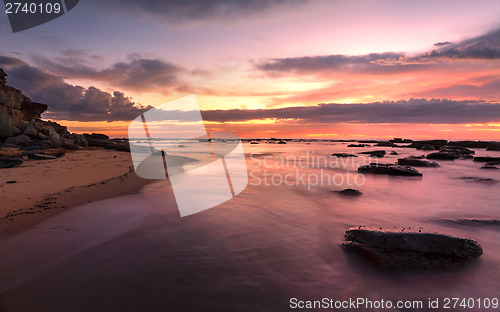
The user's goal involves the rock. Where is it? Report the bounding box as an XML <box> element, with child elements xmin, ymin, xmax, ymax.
<box><xmin>49</xmin><ymin>132</ymin><xmax>63</xmax><ymax>148</ymax></box>
<box><xmin>0</xmin><ymin>157</ymin><xmax>23</xmax><ymax>168</ymax></box>
<box><xmin>474</xmin><ymin>156</ymin><xmax>500</xmax><ymax>162</ymax></box>
<box><xmin>115</xmin><ymin>143</ymin><xmax>130</xmax><ymax>152</ymax></box>
<box><xmin>347</xmin><ymin>144</ymin><xmax>369</xmax><ymax>147</ymax></box>
<box><xmin>5</xmin><ymin>134</ymin><xmax>30</xmax><ymax>145</ymax></box>
<box><xmin>389</xmin><ymin>151</ymin><xmax>398</xmax><ymax>155</ymax></box>
<box><xmin>23</xmin><ymin>120</ymin><xmax>37</xmax><ymax>137</ymax></box>
<box><xmin>37</xmin><ymin>133</ymin><xmax>48</xmax><ymax>140</ymax></box>
<box><xmin>358</xmin><ymin>163</ymin><xmax>422</xmax><ymax>176</ymax></box>
<box><xmin>27</xmin><ymin>153</ymin><xmax>57</xmax><ymax>160</ymax></box>
<box><xmin>334</xmin><ymin>188</ymin><xmax>362</xmax><ymax>196</ymax></box>
<box><xmin>342</xmin><ymin>227</ymin><xmax>482</xmax><ymax>270</ymax></box>
<box><xmin>62</xmin><ymin>139</ymin><xmax>82</xmax><ymax>150</ymax></box>
<box><xmin>358</xmin><ymin>150</ymin><xmax>386</xmax><ymax>157</ymax></box>
<box><xmin>420</xmin><ymin>144</ymin><xmax>436</xmax><ymax>151</ymax></box>
<box><xmin>332</xmin><ymin>153</ymin><xmax>357</xmax><ymax>157</ymax></box>
<box><xmin>6</xmin><ymin>180</ymin><xmax>16</xmax><ymax>184</ymax></box>
<box><xmin>277</xmin><ymin>140</ymin><xmax>286</xmax><ymax>144</ymax></box>
<box><xmin>440</xmin><ymin>145</ymin><xmax>475</xmax><ymax>155</ymax></box>
<box><xmin>374</xmin><ymin>141</ymin><xmax>395</xmax><ymax>147</ymax></box>
<box><xmin>408</xmin><ymin>140</ymin><xmax>448</xmax><ymax>150</ymax></box>
<box><xmin>460</xmin><ymin>177</ymin><xmax>498</xmax><ymax>184</ymax></box>
<box><xmin>487</xmin><ymin>143</ymin><xmax>500</xmax><ymax>151</ymax></box>
<box><xmin>11</xmin><ymin>126</ymin><xmax>21</xmax><ymax>136</ymax></box>
<box><xmin>83</xmin><ymin>133</ymin><xmax>112</xmax><ymax>147</ymax></box>
<box><xmin>397</xmin><ymin>157</ymin><xmax>439</xmax><ymax>167</ymax></box>
<box><xmin>426</xmin><ymin>152</ymin><xmax>458</xmax><ymax>160</ymax></box>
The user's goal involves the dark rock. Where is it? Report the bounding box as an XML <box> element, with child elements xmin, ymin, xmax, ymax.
<box><xmin>389</xmin><ymin>151</ymin><xmax>398</xmax><ymax>155</ymax></box>
<box><xmin>374</xmin><ymin>141</ymin><xmax>395</xmax><ymax>147</ymax></box>
<box><xmin>277</xmin><ymin>140</ymin><xmax>286</xmax><ymax>144</ymax></box>
<box><xmin>420</xmin><ymin>144</ymin><xmax>436</xmax><ymax>151</ymax></box>
<box><xmin>342</xmin><ymin>227</ymin><xmax>482</xmax><ymax>271</ymax></box>
<box><xmin>426</xmin><ymin>152</ymin><xmax>458</xmax><ymax>160</ymax></box>
<box><xmin>474</xmin><ymin>156</ymin><xmax>500</xmax><ymax>162</ymax></box>
<box><xmin>397</xmin><ymin>157</ymin><xmax>439</xmax><ymax>167</ymax></box>
<box><xmin>6</xmin><ymin>180</ymin><xmax>16</xmax><ymax>184</ymax></box>
<box><xmin>334</xmin><ymin>188</ymin><xmax>362</xmax><ymax>196</ymax></box>
<box><xmin>347</xmin><ymin>144</ymin><xmax>369</xmax><ymax>147</ymax></box>
<box><xmin>332</xmin><ymin>153</ymin><xmax>357</xmax><ymax>157</ymax></box>
<box><xmin>23</xmin><ymin>120</ymin><xmax>37</xmax><ymax>137</ymax></box>
<box><xmin>0</xmin><ymin>157</ymin><xmax>23</xmax><ymax>168</ymax></box>
<box><xmin>440</xmin><ymin>145</ymin><xmax>474</xmax><ymax>155</ymax></box>
<box><xmin>27</xmin><ymin>153</ymin><xmax>57</xmax><ymax>160</ymax></box>
<box><xmin>5</xmin><ymin>134</ymin><xmax>30</xmax><ymax>145</ymax></box>
<box><xmin>408</xmin><ymin>140</ymin><xmax>448</xmax><ymax>150</ymax></box>
<box><xmin>443</xmin><ymin>218</ymin><xmax>500</xmax><ymax>226</ymax></box>
<box><xmin>358</xmin><ymin>150</ymin><xmax>386</xmax><ymax>157</ymax></box>
<box><xmin>358</xmin><ymin>163</ymin><xmax>422</xmax><ymax>176</ymax></box>
<box><xmin>487</xmin><ymin>143</ymin><xmax>500</xmax><ymax>151</ymax></box>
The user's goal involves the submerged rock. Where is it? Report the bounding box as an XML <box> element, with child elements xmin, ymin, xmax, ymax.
<box><xmin>460</xmin><ymin>177</ymin><xmax>498</xmax><ymax>184</ymax></box>
<box><xmin>397</xmin><ymin>157</ymin><xmax>439</xmax><ymax>167</ymax></box>
<box><xmin>358</xmin><ymin>163</ymin><xmax>422</xmax><ymax>176</ymax></box>
<box><xmin>442</xmin><ymin>218</ymin><xmax>500</xmax><ymax>226</ymax></box>
<box><xmin>342</xmin><ymin>227</ymin><xmax>482</xmax><ymax>270</ymax></box>
<box><xmin>334</xmin><ymin>188</ymin><xmax>362</xmax><ymax>196</ymax></box>
<box><xmin>426</xmin><ymin>152</ymin><xmax>458</xmax><ymax>160</ymax></box>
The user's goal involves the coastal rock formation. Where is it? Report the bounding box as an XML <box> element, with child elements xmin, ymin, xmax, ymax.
<box><xmin>342</xmin><ymin>227</ymin><xmax>483</xmax><ymax>270</ymax></box>
<box><xmin>358</xmin><ymin>163</ymin><xmax>422</xmax><ymax>176</ymax></box>
<box><xmin>397</xmin><ymin>157</ymin><xmax>439</xmax><ymax>167</ymax></box>
<box><xmin>474</xmin><ymin>156</ymin><xmax>500</xmax><ymax>162</ymax></box>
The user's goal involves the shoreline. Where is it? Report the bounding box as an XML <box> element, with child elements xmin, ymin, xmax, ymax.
<box><xmin>0</xmin><ymin>148</ymin><xmax>153</xmax><ymax>240</ymax></box>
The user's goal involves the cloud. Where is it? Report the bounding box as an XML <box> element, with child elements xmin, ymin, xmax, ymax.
<box><xmin>198</xmin><ymin>99</ymin><xmax>500</xmax><ymax>124</ymax></box>
<box><xmin>35</xmin><ymin>54</ymin><xmax>184</xmax><ymax>93</ymax></box>
<box><xmin>3</xmin><ymin>63</ymin><xmax>153</xmax><ymax>122</ymax></box>
<box><xmin>90</xmin><ymin>0</ymin><xmax>305</xmax><ymax>25</ymax></box>
<box><xmin>423</xmin><ymin>28</ymin><xmax>500</xmax><ymax>60</ymax></box>
<box><xmin>434</xmin><ymin>42</ymin><xmax>451</xmax><ymax>47</ymax></box>
<box><xmin>0</xmin><ymin>55</ymin><xmax>25</xmax><ymax>66</ymax></box>
<box><xmin>255</xmin><ymin>53</ymin><xmax>421</xmax><ymax>75</ymax></box>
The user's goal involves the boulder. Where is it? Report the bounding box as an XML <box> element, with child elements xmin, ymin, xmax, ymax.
<box><xmin>420</xmin><ymin>144</ymin><xmax>436</xmax><ymax>151</ymax></box>
<box><xmin>83</xmin><ymin>133</ymin><xmax>112</xmax><ymax>147</ymax></box>
<box><xmin>358</xmin><ymin>163</ymin><xmax>422</xmax><ymax>176</ymax></box>
<box><xmin>11</xmin><ymin>126</ymin><xmax>22</xmax><ymax>136</ymax></box>
<box><xmin>23</xmin><ymin>120</ymin><xmax>37</xmax><ymax>137</ymax></box>
<box><xmin>37</xmin><ymin>133</ymin><xmax>48</xmax><ymax>140</ymax></box>
<box><xmin>397</xmin><ymin>157</ymin><xmax>439</xmax><ymax>167</ymax></box>
<box><xmin>5</xmin><ymin>134</ymin><xmax>30</xmax><ymax>145</ymax></box>
<box><xmin>0</xmin><ymin>106</ymin><xmax>12</xmax><ymax>138</ymax></box>
<box><xmin>62</xmin><ymin>139</ymin><xmax>82</xmax><ymax>150</ymax></box>
<box><xmin>389</xmin><ymin>151</ymin><xmax>398</xmax><ymax>155</ymax></box>
<box><xmin>342</xmin><ymin>227</ymin><xmax>482</xmax><ymax>270</ymax></box>
<box><xmin>0</xmin><ymin>157</ymin><xmax>23</xmax><ymax>168</ymax></box>
<box><xmin>48</xmin><ymin>132</ymin><xmax>63</xmax><ymax>148</ymax></box>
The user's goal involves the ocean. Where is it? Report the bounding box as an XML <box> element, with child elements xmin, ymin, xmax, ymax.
<box><xmin>1</xmin><ymin>141</ymin><xmax>499</xmax><ymax>311</ymax></box>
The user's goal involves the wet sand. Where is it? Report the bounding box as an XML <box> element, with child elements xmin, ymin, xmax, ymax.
<box><xmin>0</xmin><ymin>148</ymin><xmax>152</xmax><ymax>239</ymax></box>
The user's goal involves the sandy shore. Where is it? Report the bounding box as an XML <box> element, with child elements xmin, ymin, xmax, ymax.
<box><xmin>0</xmin><ymin>148</ymin><xmax>152</xmax><ymax>239</ymax></box>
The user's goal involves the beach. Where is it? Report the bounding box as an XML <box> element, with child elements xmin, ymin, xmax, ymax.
<box><xmin>0</xmin><ymin>148</ymin><xmax>151</xmax><ymax>239</ymax></box>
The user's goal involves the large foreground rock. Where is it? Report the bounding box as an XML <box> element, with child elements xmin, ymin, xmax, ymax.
<box><xmin>358</xmin><ymin>163</ymin><xmax>422</xmax><ymax>176</ymax></box>
<box><xmin>342</xmin><ymin>227</ymin><xmax>482</xmax><ymax>270</ymax></box>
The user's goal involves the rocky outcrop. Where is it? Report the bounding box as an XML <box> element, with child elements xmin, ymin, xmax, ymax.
<box><xmin>358</xmin><ymin>163</ymin><xmax>422</xmax><ymax>176</ymax></box>
<box><xmin>342</xmin><ymin>227</ymin><xmax>482</xmax><ymax>270</ymax></box>
<box><xmin>332</xmin><ymin>153</ymin><xmax>357</xmax><ymax>157</ymax></box>
<box><xmin>474</xmin><ymin>156</ymin><xmax>500</xmax><ymax>162</ymax></box>
<box><xmin>487</xmin><ymin>143</ymin><xmax>500</xmax><ymax>151</ymax></box>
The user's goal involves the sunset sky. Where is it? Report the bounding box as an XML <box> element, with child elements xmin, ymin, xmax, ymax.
<box><xmin>1</xmin><ymin>0</ymin><xmax>500</xmax><ymax>139</ymax></box>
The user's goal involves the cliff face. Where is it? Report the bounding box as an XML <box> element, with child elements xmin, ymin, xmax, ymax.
<box><xmin>0</xmin><ymin>68</ymin><xmax>48</xmax><ymax>138</ymax></box>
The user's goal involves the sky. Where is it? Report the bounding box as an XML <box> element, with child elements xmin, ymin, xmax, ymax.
<box><xmin>1</xmin><ymin>0</ymin><xmax>500</xmax><ymax>139</ymax></box>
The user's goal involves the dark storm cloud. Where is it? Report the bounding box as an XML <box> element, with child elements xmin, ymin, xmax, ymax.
<box><xmin>0</xmin><ymin>55</ymin><xmax>25</xmax><ymax>66</ymax></box>
<box><xmin>36</xmin><ymin>55</ymin><xmax>183</xmax><ymax>92</ymax></box>
<box><xmin>90</xmin><ymin>0</ymin><xmax>304</xmax><ymax>23</ymax></box>
<box><xmin>423</xmin><ymin>28</ymin><xmax>500</xmax><ymax>60</ymax></box>
<box><xmin>199</xmin><ymin>99</ymin><xmax>500</xmax><ymax>124</ymax></box>
<box><xmin>4</xmin><ymin>63</ymin><xmax>153</xmax><ymax>122</ymax></box>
